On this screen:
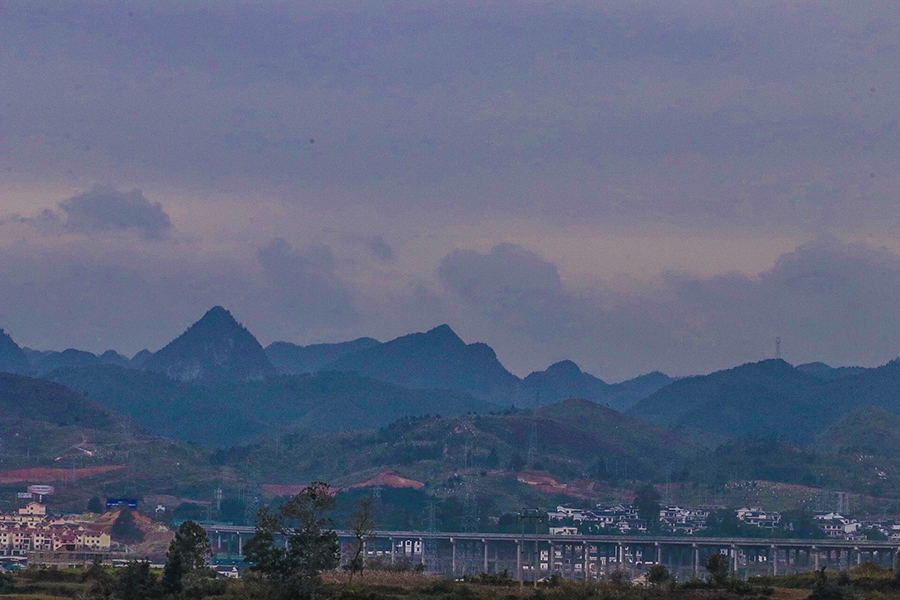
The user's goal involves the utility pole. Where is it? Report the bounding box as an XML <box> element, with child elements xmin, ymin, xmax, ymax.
<box><xmin>517</xmin><ymin>509</ymin><xmax>543</xmax><ymax>588</ymax></box>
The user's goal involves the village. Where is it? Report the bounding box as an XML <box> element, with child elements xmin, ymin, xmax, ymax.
<box><xmin>547</xmin><ymin>503</ymin><xmax>900</xmax><ymax>541</ymax></box>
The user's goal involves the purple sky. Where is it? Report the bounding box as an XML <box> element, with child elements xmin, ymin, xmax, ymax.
<box><xmin>1</xmin><ymin>1</ymin><xmax>899</xmax><ymax>380</ymax></box>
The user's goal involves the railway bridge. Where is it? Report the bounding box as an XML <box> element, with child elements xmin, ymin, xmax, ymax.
<box><xmin>203</xmin><ymin>524</ymin><xmax>900</xmax><ymax>581</ymax></box>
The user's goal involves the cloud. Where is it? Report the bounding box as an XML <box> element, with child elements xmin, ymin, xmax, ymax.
<box><xmin>256</xmin><ymin>238</ymin><xmax>358</xmax><ymax>336</ymax></box>
<box><xmin>437</xmin><ymin>243</ymin><xmax>590</xmax><ymax>342</ymax></box>
<box><xmin>11</xmin><ymin>186</ymin><xmax>173</xmax><ymax>241</ymax></box>
<box><xmin>435</xmin><ymin>239</ymin><xmax>900</xmax><ymax>379</ymax></box>
<box><xmin>58</xmin><ymin>185</ymin><xmax>172</xmax><ymax>240</ymax></box>
<box><xmin>368</xmin><ymin>236</ymin><xmax>394</xmax><ymax>261</ymax></box>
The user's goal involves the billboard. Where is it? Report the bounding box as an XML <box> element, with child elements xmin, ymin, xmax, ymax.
<box><xmin>26</xmin><ymin>485</ymin><xmax>55</xmax><ymax>496</ymax></box>
<box><xmin>106</xmin><ymin>498</ymin><xmax>138</xmax><ymax>509</ymax></box>
<box><xmin>16</xmin><ymin>492</ymin><xmax>33</xmax><ymax>499</ymax></box>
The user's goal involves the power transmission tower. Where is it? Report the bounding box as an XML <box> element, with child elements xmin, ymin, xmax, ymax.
<box><xmin>775</xmin><ymin>336</ymin><xmax>781</xmax><ymax>359</ymax></box>
<box><xmin>526</xmin><ymin>407</ymin><xmax>538</xmax><ymax>471</ymax></box>
<box><xmin>244</xmin><ymin>495</ymin><xmax>259</xmax><ymax>526</ymax></box>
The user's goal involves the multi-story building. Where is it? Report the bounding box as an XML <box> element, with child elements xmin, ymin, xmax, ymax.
<box><xmin>0</xmin><ymin>504</ymin><xmax>111</xmax><ymax>558</ymax></box>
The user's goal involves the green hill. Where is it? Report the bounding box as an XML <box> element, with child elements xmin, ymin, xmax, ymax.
<box><xmin>815</xmin><ymin>407</ymin><xmax>900</xmax><ymax>456</ymax></box>
<box><xmin>216</xmin><ymin>398</ymin><xmax>699</xmax><ymax>489</ymax></box>
<box><xmin>0</xmin><ymin>371</ymin><xmax>115</xmax><ymax>429</ymax></box>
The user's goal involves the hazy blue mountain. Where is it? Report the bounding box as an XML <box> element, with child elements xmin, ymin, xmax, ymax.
<box><xmin>130</xmin><ymin>349</ymin><xmax>153</xmax><ymax>367</ymax></box>
<box><xmin>266</xmin><ymin>337</ymin><xmax>380</xmax><ymax>374</ymax></box>
<box><xmin>99</xmin><ymin>350</ymin><xmax>131</xmax><ymax>368</ymax></box>
<box><xmin>808</xmin><ymin>358</ymin><xmax>900</xmax><ymax>419</ymax></box>
<box><xmin>522</xmin><ymin>362</ymin><xmax>674</xmax><ymax>411</ymax></box>
<box><xmin>0</xmin><ymin>329</ymin><xmax>30</xmax><ymax>375</ymax></box>
<box><xmin>522</xmin><ymin>360</ymin><xmax>609</xmax><ymax>405</ymax></box>
<box><xmin>628</xmin><ymin>359</ymin><xmax>827</xmax><ymax>441</ymax></box>
<box><xmin>323</xmin><ymin>324</ymin><xmax>520</xmax><ymax>400</ymax></box>
<box><xmin>796</xmin><ymin>361</ymin><xmax>868</xmax><ymax>381</ymax></box>
<box><xmin>48</xmin><ymin>365</ymin><xmax>494</xmax><ymax>446</ymax></box>
<box><xmin>0</xmin><ymin>371</ymin><xmax>115</xmax><ymax>429</ymax></box>
<box><xmin>603</xmin><ymin>371</ymin><xmax>677</xmax><ymax>411</ymax></box>
<box><xmin>24</xmin><ymin>347</ymin><xmax>100</xmax><ymax>374</ymax></box>
<box><xmin>142</xmin><ymin>306</ymin><xmax>277</xmax><ymax>385</ymax></box>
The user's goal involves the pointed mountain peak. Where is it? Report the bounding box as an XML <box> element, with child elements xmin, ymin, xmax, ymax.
<box><xmin>195</xmin><ymin>305</ymin><xmax>238</xmax><ymax>327</ymax></box>
<box><xmin>424</xmin><ymin>324</ymin><xmax>463</xmax><ymax>341</ymax></box>
<box><xmin>143</xmin><ymin>307</ymin><xmax>275</xmax><ymax>385</ymax></box>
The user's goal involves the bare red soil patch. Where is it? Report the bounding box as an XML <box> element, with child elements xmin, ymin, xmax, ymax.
<box><xmin>0</xmin><ymin>465</ymin><xmax>123</xmax><ymax>483</ymax></box>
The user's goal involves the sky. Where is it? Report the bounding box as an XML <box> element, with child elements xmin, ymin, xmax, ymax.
<box><xmin>1</xmin><ymin>1</ymin><xmax>899</xmax><ymax>380</ymax></box>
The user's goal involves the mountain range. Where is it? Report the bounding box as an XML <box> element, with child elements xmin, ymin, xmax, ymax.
<box><xmin>3</xmin><ymin>307</ymin><xmax>672</xmax><ymax>410</ymax></box>
<box><xmin>4</xmin><ymin>305</ymin><xmax>900</xmax><ymax>512</ymax></box>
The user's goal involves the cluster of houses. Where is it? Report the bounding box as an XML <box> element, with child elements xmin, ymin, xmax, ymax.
<box><xmin>0</xmin><ymin>502</ymin><xmax>111</xmax><ymax>564</ymax></box>
<box><xmin>548</xmin><ymin>503</ymin><xmax>900</xmax><ymax>541</ymax></box>
<box><xmin>548</xmin><ymin>503</ymin><xmax>714</xmax><ymax>536</ymax></box>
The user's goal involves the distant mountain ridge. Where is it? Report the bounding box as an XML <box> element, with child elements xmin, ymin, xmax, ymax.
<box><xmin>796</xmin><ymin>361</ymin><xmax>868</xmax><ymax>381</ymax></box>
<box><xmin>142</xmin><ymin>306</ymin><xmax>277</xmax><ymax>385</ymax></box>
<box><xmin>523</xmin><ymin>360</ymin><xmax>608</xmax><ymax>405</ymax></box>
<box><xmin>48</xmin><ymin>365</ymin><xmax>494</xmax><ymax>446</ymax></box>
<box><xmin>629</xmin><ymin>359</ymin><xmax>826</xmax><ymax>440</ymax></box>
<box><xmin>0</xmin><ymin>329</ymin><xmax>29</xmax><ymax>375</ymax></box>
<box><xmin>522</xmin><ymin>360</ymin><xmax>673</xmax><ymax>411</ymax></box>
<box><xmin>266</xmin><ymin>337</ymin><xmax>380</xmax><ymax>374</ymax></box>
<box><xmin>22</xmin><ymin>347</ymin><xmax>140</xmax><ymax>375</ymax></box>
<box><xmin>629</xmin><ymin>357</ymin><xmax>900</xmax><ymax>442</ymax></box>
<box><xmin>323</xmin><ymin>324</ymin><xmax>520</xmax><ymax>400</ymax></box>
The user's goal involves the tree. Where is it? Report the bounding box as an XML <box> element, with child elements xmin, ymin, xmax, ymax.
<box><xmin>169</xmin><ymin>520</ymin><xmax>211</xmax><ymax>570</ymax></box>
<box><xmin>111</xmin><ymin>510</ymin><xmax>144</xmax><ymax>544</ymax></box>
<box><xmin>780</xmin><ymin>509</ymin><xmax>826</xmax><ymax>539</ymax></box>
<box><xmin>345</xmin><ymin>496</ymin><xmax>376</xmax><ymax>585</ymax></box>
<box><xmin>245</xmin><ymin>482</ymin><xmax>340</xmax><ymax>600</ymax></box>
<box><xmin>280</xmin><ymin>482</ymin><xmax>341</xmax><ymax>599</ymax></box>
<box><xmin>633</xmin><ymin>484</ymin><xmax>661</xmax><ymax>530</ymax></box>
<box><xmin>647</xmin><ymin>564</ymin><xmax>671</xmax><ymax>585</ymax></box>
<box><xmin>161</xmin><ymin>547</ymin><xmax>187</xmax><ymax>595</ymax></box>
<box><xmin>87</xmin><ymin>496</ymin><xmax>104</xmax><ymax>514</ymax></box>
<box><xmin>704</xmin><ymin>553</ymin><xmax>729</xmax><ymax>586</ymax></box>
<box><xmin>116</xmin><ymin>561</ymin><xmax>158</xmax><ymax>600</ymax></box>
<box><xmin>244</xmin><ymin>507</ymin><xmax>284</xmax><ymax>576</ymax></box>
<box><xmin>706</xmin><ymin>509</ymin><xmax>758</xmax><ymax>538</ymax></box>
<box><xmin>162</xmin><ymin>521</ymin><xmax>210</xmax><ymax>594</ymax></box>
<box><xmin>608</xmin><ymin>569</ymin><xmax>630</xmax><ymax>586</ymax></box>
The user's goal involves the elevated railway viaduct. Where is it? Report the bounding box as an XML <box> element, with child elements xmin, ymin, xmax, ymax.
<box><xmin>203</xmin><ymin>525</ymin><xmax>900</xmax><ymax>580</ymax></box>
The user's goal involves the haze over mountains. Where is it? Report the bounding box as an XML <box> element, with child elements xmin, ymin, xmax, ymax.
<box><xmin>3</xmin><ymin>304</ymin><xmax>900</xmax><ymax>451</ymax></box>
<box><xmin>5</xmin><ymin>304</ymin><xmax>900</xmax><ymax>512</ymax></box>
